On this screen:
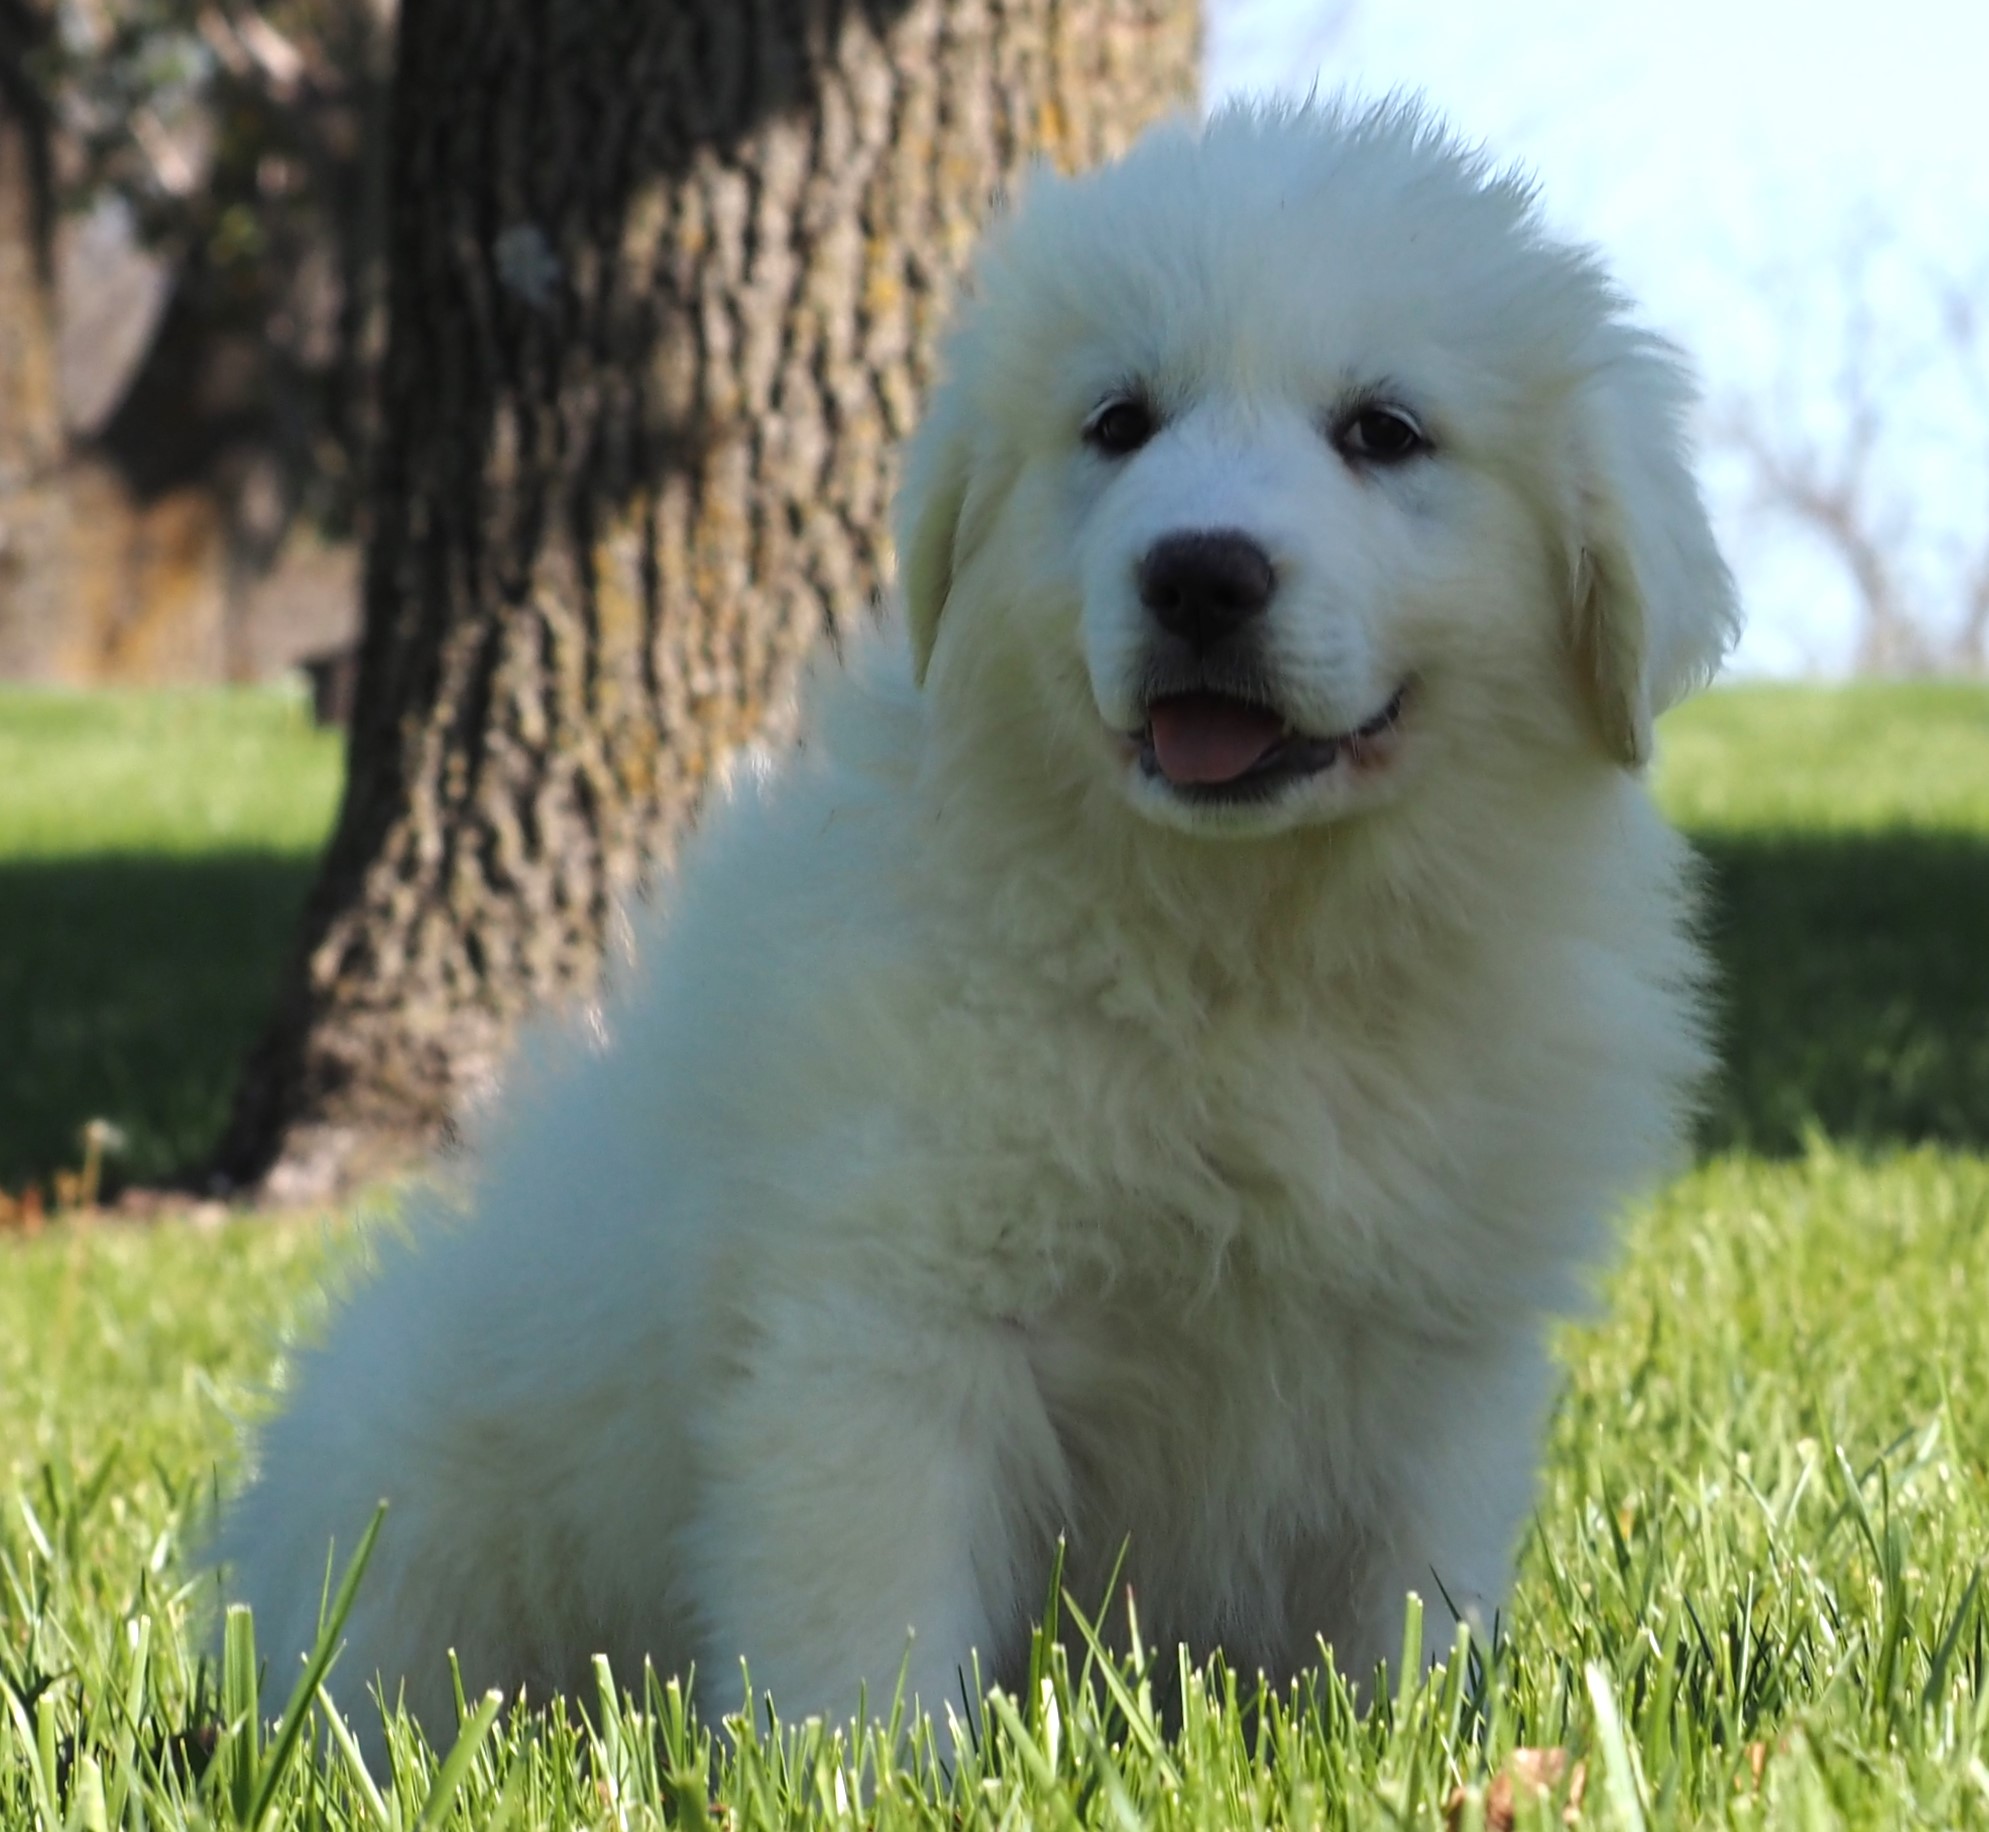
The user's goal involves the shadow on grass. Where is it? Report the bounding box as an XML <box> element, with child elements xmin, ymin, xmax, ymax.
<box><xmin>0</xmin><ymin>852</ymin><xmax>317</xmax><ymax>1192</ymax></box>
<box><xmin>1693</xmin><ymin>831</ymin><xmax>1989</xmax><ymax>1156</ymax></box>
<box><xmin>0</xmin><ymin>828</ymin><xmax>1982</xmax><ymax>1192</ymax></box>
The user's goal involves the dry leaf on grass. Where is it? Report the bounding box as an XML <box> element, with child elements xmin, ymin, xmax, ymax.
<box><xmin>1742</xmin><ymin>1739</ymin><xmax>1770</xmax><ymax>1790</ymax></box>
<box><xmin>1446</xmin><ymin>1747</ymin><xmax>1588</xmax><ymax>1831</ymax></box>
<box><xmin>0</xmin><ymin>1185</ymin><xmax>47</xmax><ymax>1234</ymax></box>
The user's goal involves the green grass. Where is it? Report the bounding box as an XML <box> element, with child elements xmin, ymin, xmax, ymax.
<box><xmin>2</xmin><ymin>681</ymin><xmax>1987</xmax><ymax>1827</ymax></box>
<box><xmin>1663</xmin><ymin>685</ymin><xmax>1989</xmax><ymax>1155</ymax></box>
<box><xmin>0</xmin><ymin>688</ymin><xmax>344</xmax><ymax>1191</ymax></box>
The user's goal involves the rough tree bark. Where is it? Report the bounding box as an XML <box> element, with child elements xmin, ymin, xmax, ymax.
<box><xmin>214</xmin><ymin>0</ymin><xmax>1200</xmax><ymax>1201</ymax></box>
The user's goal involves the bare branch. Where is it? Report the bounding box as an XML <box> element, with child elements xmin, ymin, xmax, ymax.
<box><xmin>1716</xmin><ymin>233</ymin><xmax>1989</xmax><ymax>674</ymax></box>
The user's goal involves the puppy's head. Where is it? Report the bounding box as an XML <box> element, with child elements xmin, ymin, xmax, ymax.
<box><xmin>896</xmin><ymin>99</ymin><xmax>1739</xmax><ymax>838</ymax></box>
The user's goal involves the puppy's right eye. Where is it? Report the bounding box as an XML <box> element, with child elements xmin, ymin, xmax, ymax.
<box><xmin>1083</xmin><ymin>397</ymin><xmax>1156</xmax><ymax>457</ymax></box>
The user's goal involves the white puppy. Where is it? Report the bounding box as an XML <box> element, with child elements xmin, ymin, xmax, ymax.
<box><xmin>217</xmin><ymin>99</ymin><xmax>1738</xmax><ymax>1742</ymax></box>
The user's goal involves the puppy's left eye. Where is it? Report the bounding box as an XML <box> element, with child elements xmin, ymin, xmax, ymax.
<box><xmin>1337</xmin><ymin>405</ymin><xmax>1430</xmax><ymax>464</ymax></box>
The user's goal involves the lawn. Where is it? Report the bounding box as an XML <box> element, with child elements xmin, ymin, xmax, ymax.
<box><xmin>0</xmin><ymin>688</ymin><xmax>344</xmax><ymax>1195</ymax></box>
<box><xmin>2</xmin><ymin>681</ymin><xmax>1987</xmax><ymax>1827</ymax></box>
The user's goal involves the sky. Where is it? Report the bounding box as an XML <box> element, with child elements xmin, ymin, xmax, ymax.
<box><xmin>1204</xmin><ymin>1</ymin><xmax>1989</xmax><ymax>675</ymax></box>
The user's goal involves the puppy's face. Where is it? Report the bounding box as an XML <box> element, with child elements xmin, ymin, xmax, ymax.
<box><xmin>898</xmin><ymin>103</ymin><xmax>1739</xmax><ymax>840</ymax></box>
<box><xmin>1067</xmin><ymin>380</ymin><xmax>1467</xmax><ymax>836</ymax></box>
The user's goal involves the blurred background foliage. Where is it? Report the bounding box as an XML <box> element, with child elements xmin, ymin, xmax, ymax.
<box><xmin>0</xmin><ymin>0</ymin><xmax>389</xmax><ymax>687</ymax></box>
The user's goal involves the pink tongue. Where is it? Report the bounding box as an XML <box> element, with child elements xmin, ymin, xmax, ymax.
<box><xmin>1147</xmin><ymin>694</ymin><xmax>1287</xmax><ymax>786</ymax></box>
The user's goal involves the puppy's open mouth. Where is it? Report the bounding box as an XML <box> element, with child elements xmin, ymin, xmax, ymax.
<box><xmin>1133</xmin><ymin>685</ymin><xmax>1408</xmax><ymax>801</ymax></box>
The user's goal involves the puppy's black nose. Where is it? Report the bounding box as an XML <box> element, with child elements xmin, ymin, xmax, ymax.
<box><xmin>1138</xmin><ymin>531</ymin><xmax>1276</xmax><ymax>648</ymax></box>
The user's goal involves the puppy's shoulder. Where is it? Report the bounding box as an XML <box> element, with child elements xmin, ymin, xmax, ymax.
<box><xmin>684</xmin><ymin>621</ymin><xmax>924</xmax><ymax>902</ymax></box>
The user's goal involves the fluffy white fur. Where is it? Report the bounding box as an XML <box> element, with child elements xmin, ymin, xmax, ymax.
<box><xmin>216</xmin><ymin>99</ymin><xmax>1739</xmax><ymax>1742</ymax></box>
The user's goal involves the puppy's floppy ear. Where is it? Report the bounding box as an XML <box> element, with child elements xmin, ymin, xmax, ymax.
<box><xmin>896</xmin><ymin>375</ymin><xmax>978</xmax><ymax>687</ymax></box>
<box><xmin>1567</xmin><ymin>334</ymin><xmax>1740</xmax><ymax>766</ymax></box>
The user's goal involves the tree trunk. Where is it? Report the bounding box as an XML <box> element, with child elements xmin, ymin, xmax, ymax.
<box><xmin>214</xmin><ymin>0</ymin><xmax>1200</xmax><ymax>1202</ymax></box>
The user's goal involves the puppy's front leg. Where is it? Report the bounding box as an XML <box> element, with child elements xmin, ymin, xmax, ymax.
<box><xmin>680</xmin><ymin>1289</ymin><xmax>1060</xmax><ymax>1731</ymax></box>
<box><xmin>1328</xmin><ymin>1336</ymin><xmax>1559</xmax><ymax>1678</ymax></box>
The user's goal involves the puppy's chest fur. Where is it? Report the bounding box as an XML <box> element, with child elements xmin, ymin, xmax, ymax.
<box><xmin>919</xmin><ymin>940</ymin><xmax>1509</xmax><ymax>1337</ymax></box>
<box><xmin>907</xmin><ymin>967</ymin><xmax>1548</xmax><ymax>1668</ymax></box>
